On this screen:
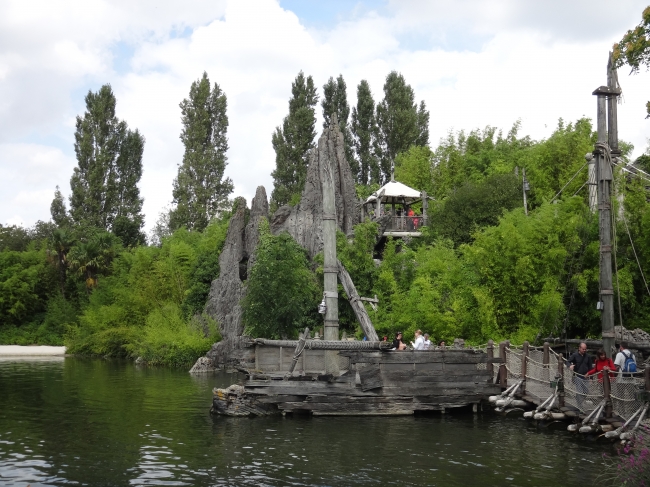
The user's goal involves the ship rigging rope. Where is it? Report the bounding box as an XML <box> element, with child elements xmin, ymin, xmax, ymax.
<box><xmin>621</xmin><ymin>214</ymin><xmax>650</xmax><ymax>299</ymax></box>
<box><xmin>549</xmin><ymin>160</ymin><xmax>590</xmax><ymax>204</ymax></box>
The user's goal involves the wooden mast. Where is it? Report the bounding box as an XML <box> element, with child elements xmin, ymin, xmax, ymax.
<box><xmin>593</xmin><ymin>56</ymin><xmax>621</xmax><ymax>357</ymax></box>
<box><xmin>322</xmin><ymin>116</ymin><xmax>339</xmax><ymax>341</ymax></box>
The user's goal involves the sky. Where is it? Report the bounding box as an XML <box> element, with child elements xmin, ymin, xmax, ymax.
<box><xmin>1</xmin><ymin>0</ymin><xmax>649</xmax><ymax>236</ymax></box>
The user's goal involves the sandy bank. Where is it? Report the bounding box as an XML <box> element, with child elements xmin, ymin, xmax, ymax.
<box><xmin>0</xmin><ymin>345</ymin><xmax>66</xmax><ymax>356</ymax></box>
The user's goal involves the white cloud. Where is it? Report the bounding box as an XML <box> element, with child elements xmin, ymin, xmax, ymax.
<box><xmin>0</xmin><ymin>143</ymin><xmax>76</xmax><ymax>225</ymax></box>
<box><xmin>0</xmin><ymin>0</ymin><xmax>649</xmax><ymax>231</ymax></box>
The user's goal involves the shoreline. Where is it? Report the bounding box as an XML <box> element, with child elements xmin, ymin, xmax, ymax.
<box><xmin>0</xmin><ymin>345</ymin><xmax>67</xmax><ymax>356</ymax></box>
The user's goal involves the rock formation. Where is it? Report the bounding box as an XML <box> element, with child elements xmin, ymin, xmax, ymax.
<box><xmin>193</xmin><ymin>118</ymin><xmax>361</xmax><ymax>370</ymax></box>
<box><xmin>271</xmin><ymin>116</ymin><xmax>359</xmax><ymax>258</ymax></box>
<box><xmin>200</xmin><ymin>186</ymin><xmax>268</xmax><ymax>369</ymax></box>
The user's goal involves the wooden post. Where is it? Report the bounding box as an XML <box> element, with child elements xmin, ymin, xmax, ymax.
<box><xmin>498</xmin><ymin>341</ymin><xmax>507</xmax><ymax>389</ymax></box>
<box><xmin>522</xmin><ymin>167</ymin><xmax>528</xmax><ymax>216</ymax></box>
<box><xmin>603</xmin><ymin>367</ymin><xmax>612</xmax><ymax>418</ymax></box>
<box><xmin>322</xmin><ymin>117</ymin><xmax>340</xmax><ymax>375</ymax></box>
<box><xmin>521</xmin><ymin>341</ymin><xmax>529</xmax><ymax>394</ymax></box>
<box><xmin>421</xmin><ymin>190</ymin><xmax>428</xmax><ymax>227</ymax></box>
<box><xmin>558</xmin><ymin>353</ymin><xmax>565</xmax><ymax>407</ymax></box>
<box><xmin>607</xmin><ymin>52</ymin><xmax>620</xmax><ymax>157</ymax></box>
<box><xmin>543</xmin><ymin>342</ymin><xmax>550</xmax><ymax>384</ymax></box>
<box><xmin>593</xmin><ymin>83</ymin><xmax>618</xmax><ymax>358</ymax></box>
<box><xmin>337</xmin><ymin>260</ymin><xmax>378</xmax><ymax>341</ymax></box>
<box><xmin>487</xmin><ymin>340</ymin><xmax>494</xmax><ymax>383</ymax></box>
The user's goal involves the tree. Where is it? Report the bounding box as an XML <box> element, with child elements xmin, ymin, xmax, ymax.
<box><xmin>271</xmin><ymin>71</ymin><xmax>318</xmax><ymax>208</ymax></box>
<box><xmin>170</xmin><ymin>72</ymin><xmax>233</xmax><ymax>232</ymax></box>
<box><xmin>322</xmin><ymin>75</ymin><xmax>355</xmax><ymax>175</ymax></box>
<box><xmin>69</xmin><ymin>85</ymin><xmax>145</xmax><ymax>237</ymax></box>
<box><xmin>50</xmin><ymin>186</ymin><xmax>70</xmax><ymax>228</ymax></box>
<box><xmin>394</xmin><ymin>146</ymin><xmax>435</xmax><ymax>196</ymax></box>
<box><xmin>613</xmin><ymin>6</ymin><xmax>650</xmax><ymax>117</ymax></box>
<box><xmin>242</xmin><ymin>226</ymin><xmax>320</xmax><ymax>339</ymax></box>
<box><xmin>50</xmin><ymin>228</ymin><xmax>75</xmax><ymax>298</ymax></box>
<box><xmin>351</xmin><ymin>80</ymin><xmax>380</xmax><ymax>185</ymax></box>
<box><xmin>375</xmin><ymin>71</ymin><xmax>429</xmax><ymax>182</ymax></box>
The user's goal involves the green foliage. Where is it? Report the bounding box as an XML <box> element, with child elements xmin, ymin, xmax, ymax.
<box><xmin>243</xmin><ymin>225</ymin><xmax>320</xmax><ymax>339</ymax></box>
<box><xmin>0</xmin><ymin>247</ymin><xmax>56</xmax><ymax>327</ymax></box>
<box><xmin>394</xmin><ymin>146</ymin><xmax>435</xmax><ymax>196</ymax></box>
<box><xmin>125</xmin><ymin>304</ymin><xmax>219</xmax><ymax>367</ymax></box>
<box><xmin>427</xmin><ymin>173</ymin><xmax>522</xmax><ymax>246</ymax></box>
<box><xmin>64</xmin><ymin>218</ymin><xmax>229</xmax><ymax>364</ymax></box>
<box><xmin>170</xmin><ymin>72</ymin><xmax>234</xmax><ymax>232</ymax></box>
<box><xmin>271</xmin><ymin>71</ymin><xmax>318</xmax><ymax>208</ymax></box>
<box><xmin>375</xmin><ymin>71</ymin><xmax>429</xmax><ymax>182</ymax></box>
<box><xmin>322</xmin><ymin>75</ymin><xmax>356</xmax><ymax>176</ymax></box>
<box><xmin>70</xmin><ymin>84</ymin><xmax>145</xmax><ymax>237</ymax></box>
<box><xmin>613</xmin><ymin>6</ymin><xmax>650</xmax><ymax>118</ymax></box>
<box><xmin>50</xmin><ymin>185</ymin><xmax>70</xmax><ymax>228</ymax></box>
<box><xmin>351</xmin><ymin>80</ymin><xmax>379</xmax><ymax>185</ymax></box>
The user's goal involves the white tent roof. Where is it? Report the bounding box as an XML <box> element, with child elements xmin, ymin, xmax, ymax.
<box><xmin>365</xmin><ymin>180</ymin><xmax>421</xmax><ymax>203</ymax></box>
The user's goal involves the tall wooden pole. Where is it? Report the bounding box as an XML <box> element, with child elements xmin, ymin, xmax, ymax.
<box><xmin>607</xmin><ymin>52</ymin><xmax>620</xmax><ymax>158</ymax></box>
<box><xmin>593</xmin><ymin>82</ymin><xmax>619</xmax><ymax>357</ymax></box>
<box><xmin>522</xmin><ymin>167</ymin><xmax>528</xmax><ymax>216</ymax></box>
<box><xmin>322</xmin><ymin>127</ymin><xmax>339</xmax><ymax>343</ymax></box>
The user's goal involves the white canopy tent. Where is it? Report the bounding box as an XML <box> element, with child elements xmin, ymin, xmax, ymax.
<box><xmin>365</xmin><ymin>180</ymin><xmax>422</xmax><ymax>204</ymax></box>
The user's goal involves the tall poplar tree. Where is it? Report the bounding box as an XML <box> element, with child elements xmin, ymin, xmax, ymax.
<box><xmin>271</xmin><ymin>71</ymin><xmax>318</xmax><ymax>208</ymax></box>
<box><xmin>375</xmin><ymin>71</ymin><xmax>429</xmax><ymax>182</ymax></box>
<box><xmin>351</xmin><ymin>80</ymin><xmax>379</xmax><ymax>185</ymax></box>
<box><xmin>50</xmin><ymin>186</ymin><xmax>70</xmax><ymax>228</ymax></box>
<box><xmin>321</xmin><ymin>75</ymin><xmax>355</xmax><ymax>175</ymax></box>
<box><xmin>170</xmin><ymin>72</ymin><xmax>233</xmax><ymax>232</ymax></box>
<box><xmin>69</xmin><ymin>84</ymin><xmax>145</xmax><ymax>245</ymax></box>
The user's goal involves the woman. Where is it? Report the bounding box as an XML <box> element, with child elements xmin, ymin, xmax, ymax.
<box><xmin>392</xmin><ymin>332</ymin><xmax>407</xmax><ymax>351</ymax></box>
<box><xmin>586</xmin><ymin>348</ymin><xmax>615</xmax><ymax>382</ymax></box>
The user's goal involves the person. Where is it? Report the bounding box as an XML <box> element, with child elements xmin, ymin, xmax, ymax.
<box><xmin>382</xmin><ymin>336</ymin><xmax>388</xmax><ymax>342</ymax></box>
<box><xmin>392</xmin><ymin>332</ymin><xmax>407</xmax><ymax>351</ymax></box>
<box><xmin>438</xmin><ymin>340</ymin><xmax>446</xmax><ymax>348</ymax></box>
<box><xmin>411</xmin><ymin>330</ymin><xmax>424</xmax><ymax>350</ymax></box>
<box><xmin>567</xmin><ymin>342</ymin><xmax>593</xmax><ymax>409</ymax></box>
<box><xmin>585</xmin><ymin>348</ymin><xmax>615</xmax><ymax>383</ymax></box>
<box><xmin>614</xmin><ymin>341</ymin><xmax>637</xmax><ymax>378</ymax></box>
<box><xmin>423</xmin><ymin>333</ymin><xmax>431</xmax><ymax>350</ymax></box>
<box><xmin>407</xmin><ymin>207</ymin><xmax>415</xmax><ymax>231</ymax></box>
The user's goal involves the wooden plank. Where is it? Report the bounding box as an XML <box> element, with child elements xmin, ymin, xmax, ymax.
<box><xmin>339</xmin><ymin>351</ymin><xmax>487</xmax><ymax>364</ymax></box>
<box><xmin>381</xmin><ymin>363</ymin><xmax>414</xmax><ymax>372</ymax></box>
<box><xmin>359</xmin><ymin>365</ymin><xmax>383</xmax><ymax>391</ymax></box>
<box><xmin>414</xmin><ymin>362</ymin><xmax>444</xmax><ymax>371</ymax></box>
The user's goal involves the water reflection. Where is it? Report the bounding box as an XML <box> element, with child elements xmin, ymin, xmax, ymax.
<box><xmin>0</xmin><ymin>358</ymin><xmax>607</xmax><ymax>486</ymax></box>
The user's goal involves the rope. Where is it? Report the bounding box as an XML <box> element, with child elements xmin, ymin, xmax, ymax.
<box><xmin>621</xmin><ymin>214</ymin><xmax>650</xmax><ymax>299</ymax></box>
<box><xmin>255</xmin><ymin>339</ymin><xmax>393</xmax><ymax>350</ymax></box>
<box><xmin>549</xmin><ymin>160</ymin><xmax>590</xmax><ymax>204</ymax></box>
<box><xmin>611</xmin><ymin>174</ymin><xmax>625</xmax><ymax>334</ymax></box>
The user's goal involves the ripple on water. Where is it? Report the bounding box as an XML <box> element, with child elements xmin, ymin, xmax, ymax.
<box><xmin>0</xmin><ymin>358</ymin><xmax>610</xmax><ymax>486</ymax></box>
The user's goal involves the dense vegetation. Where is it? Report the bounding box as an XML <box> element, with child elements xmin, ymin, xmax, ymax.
<box><xmin>2</xmin><ymin>29</ymin><xmax>650</xmax><ymax>364</ymax></box>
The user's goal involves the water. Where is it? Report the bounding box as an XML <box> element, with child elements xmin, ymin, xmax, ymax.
<box><xmin>0</xmin><ymin>357</ymin><xmax>608</xmax><ymax>486</ymax></box>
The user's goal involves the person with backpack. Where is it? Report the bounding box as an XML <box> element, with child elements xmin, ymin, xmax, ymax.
<box><xmin>614</xmin><ymin>341</ymin><xmax>638</xmax><ymax>377</ymax></box>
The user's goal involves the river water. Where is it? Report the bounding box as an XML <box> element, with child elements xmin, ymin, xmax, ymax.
<box><xmin>0</xmin><ymin>357</ymin><xmax>609</xmax><ymax>486</ymax></box>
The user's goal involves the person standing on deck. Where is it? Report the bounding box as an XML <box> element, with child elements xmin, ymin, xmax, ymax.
<box><xmin>423</xmin><ymin>333</ymin><xmax>431</xmax><ymax>350</ymax></box>
<box><xmin>392</xmin><ymin>332</ymin><xmax>407</xmax><ymax>351</ymax></box>
<box><xmin>614</xmin><ymin>341</ymin><xmax>637</xmax><ymax>378</ymax></box>
<box><xmin>568</xmin><ymin>342</ymin><xmax>593</xmax><ymax>410</ymax></box>
<box><xmin>585</xmin><ymin>348</ymin><xmax>615</xmax><ymax>383</ymax></box>
<box><xmin>411</xmin><ymin>330</ymin><xmax>425</xmax><ymax>350</ymax></box>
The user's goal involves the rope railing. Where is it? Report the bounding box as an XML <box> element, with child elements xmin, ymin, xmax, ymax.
<box><xmin>496</xmin><ymin>342</ymin><xmax>648</xmax><ymax>424</ymax></box>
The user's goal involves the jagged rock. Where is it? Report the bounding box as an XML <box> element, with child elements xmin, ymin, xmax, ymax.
<box><xmin>271</xmin><ymin>117</ymin><xmax>359</xmax><ymax>258</ymax></box>
<box><xmin>189</xmin><ymin>356</ymin><xmax>216</xmax><ymax>373</ymax></box>
<box><xmin>245</xmin><ymin>186</ymin><xmax>269</xmax><ymax>274</ymax></box>
<box><xmin>203</xmin><ymin>189</ymin><xmax>269</xmax><ymax>368</ymax></box>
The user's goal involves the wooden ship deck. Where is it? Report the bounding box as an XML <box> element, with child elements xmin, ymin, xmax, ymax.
<box><xmin>212</xmin><ymin>341</ymin><xmax>500</xmax><ymax>416</ymax></box>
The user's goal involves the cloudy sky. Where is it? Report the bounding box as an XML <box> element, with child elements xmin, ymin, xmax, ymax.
<box><xmin>1</xmin><ymin>0</ymin><xmax>648</xmax><ymax>234</ymax></box>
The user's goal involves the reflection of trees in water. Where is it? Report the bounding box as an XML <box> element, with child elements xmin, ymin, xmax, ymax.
<box><xmin>0</xmin><ymin>361</ymin><xmax>604</xmax><ymax>486</ymax></box>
